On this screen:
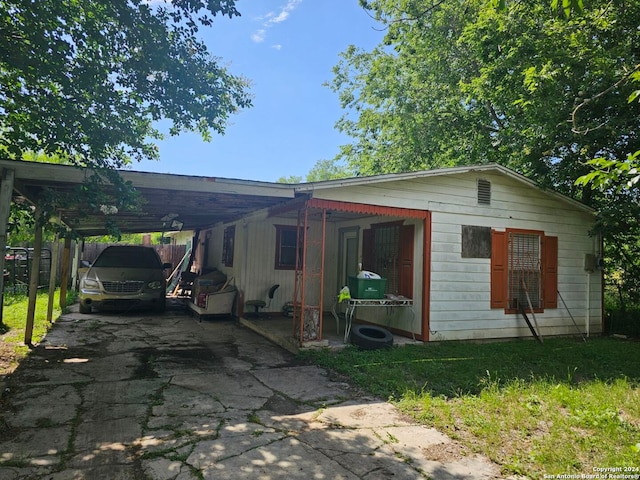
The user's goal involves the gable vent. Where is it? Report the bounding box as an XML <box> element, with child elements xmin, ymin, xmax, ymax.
<box><xmin>477</xmin><ymin>179</ymin><xmax>491</xmax><ymax>205</ymax></box>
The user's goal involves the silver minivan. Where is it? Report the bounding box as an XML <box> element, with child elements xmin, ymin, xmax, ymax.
<box><xmin>79</xmin><ymin>246</ymin><xmax>171</xmax><ymax>314</ymax></box>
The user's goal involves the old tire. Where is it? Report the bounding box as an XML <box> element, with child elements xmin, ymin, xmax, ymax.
<box><xmin>351</xmin><ymin>325</ymin><xmax>393</xmax><ymax>350</ymax></box>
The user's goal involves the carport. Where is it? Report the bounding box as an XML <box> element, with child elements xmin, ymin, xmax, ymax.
<box><xmin>0</xmin><ymin>158</ymin><xmax>297</xmax><ymax>344</ymax></box>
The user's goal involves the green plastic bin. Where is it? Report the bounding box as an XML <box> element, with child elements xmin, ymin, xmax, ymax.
<box><xmin>348</xmin><ymin>276</ymin><xmax>387</xmax><ymax>299</ymax></box>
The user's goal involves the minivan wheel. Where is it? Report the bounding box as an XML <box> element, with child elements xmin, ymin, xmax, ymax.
<box><xmin>79</xmin><ymin>302</ymin><xmax>92</xmax><ymax>314</ymax></box>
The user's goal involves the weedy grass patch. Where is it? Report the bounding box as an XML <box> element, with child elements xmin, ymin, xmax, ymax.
<box><xmin>300</xmin><ymin>337</ymin><xmax>640</xmax><ymax>478</ymax></box>
<box><xmin>0</xmin><ymin>290</ymin><xmax>65</xmax><ymax>375</ymax></box>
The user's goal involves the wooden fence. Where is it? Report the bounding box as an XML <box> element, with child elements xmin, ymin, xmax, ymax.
<box><xmin>79</xmin><ymin>243</ymin><xmax>187</xmax><ymax>270</ymax></box>
<box><xmin>4</xmin><ymin>243</ymin><xmax>187</xmax><ymax>290</ymax></box>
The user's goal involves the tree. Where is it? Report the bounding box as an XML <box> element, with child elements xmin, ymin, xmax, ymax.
<box><xmin>306</xmin><ymin>159</ymin><xmax>351</xmax><ymax>182</ymax></box>
<box><xmin>331</xmin><ymin>0</ymin><xmax>640</xmax><ymax>306</ymax></box>
<box><xmin>277</xmin><ymin>159</ymin><xmax>351</xmax><ymax>184</ymax></box>
<box><xmin>330</xmin><ymin>0</ymin><xmax>640</xmax><ymax>199</ymax></box>
<box><xmin>0</xmin><ymin>0</ymin><xmax>251</xmax><ymax>233</ymax></box>
<box><xmin>277</xmin><ymin>175</ymin><xmax>303</xmax><ymax>184</ymax></box>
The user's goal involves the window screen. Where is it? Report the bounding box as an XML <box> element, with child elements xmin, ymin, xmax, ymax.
<box><xmin>508</xmin><ymin>232</ymin><xmax>541</xmax><ymax>310</ymax></box>
<box><xmin>372</xmin><ymin>224</ymin><xmax>400</xmax><ymax>294</ymax></box>
<box><xmin>275</xmin><ymin>225</ymin><xmax>301</xmax><ymax>270</ymax></box>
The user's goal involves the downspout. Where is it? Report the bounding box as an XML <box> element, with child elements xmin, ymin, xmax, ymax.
<box><xmin>586</xmin><ymin>272</ymin><xmax>590</xmax><ymax>338</ymax></box>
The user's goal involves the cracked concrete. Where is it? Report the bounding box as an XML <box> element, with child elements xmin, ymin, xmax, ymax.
<box><xmin>0</xmin><ymin>308</ymin><xmax>504</xmax><ymax>479</ymax></box>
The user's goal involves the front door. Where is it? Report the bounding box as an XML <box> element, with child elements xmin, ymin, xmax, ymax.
<box><xmin>338</xmin><ymin>227</ymin><xmax>359</xmax><ymax>289</ymax></box>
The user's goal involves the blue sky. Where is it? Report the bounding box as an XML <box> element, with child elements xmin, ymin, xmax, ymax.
<box><xmin>135</xmin><ymin>1</ymin><xmax>384</xmax><ymax>182</ymax></box>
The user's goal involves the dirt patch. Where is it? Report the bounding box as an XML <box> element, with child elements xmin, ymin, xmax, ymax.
<box><xmin>0</xmin><ymin>330</ymin><xmax>23</xmax><ymax>379</ymax></box>
<box><xmin>423</xmin><ymin>441</ymin><xmax>471</xmax><ymax>463</ymax></box>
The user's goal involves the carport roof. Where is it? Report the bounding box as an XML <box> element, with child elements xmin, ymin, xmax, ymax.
<box><xmin>2</xmin><ymin>159</ymin><xmax>297</xmax><ymax>236</ymax></box>
<box><xmin>3</xmin><ymin>160</ymin><xmax>593</xmax><ymax>237</ymax></box>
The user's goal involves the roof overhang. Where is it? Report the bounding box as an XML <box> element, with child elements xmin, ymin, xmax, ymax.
<box><xmin>1</xmin><ymin>159</ymin><xmax>296</xmax><ymax>236</ymax></box>
<box><xmin>2</xmin><ymin>160</ymin><xmax>594</xmax><ymax>238</ymax></box>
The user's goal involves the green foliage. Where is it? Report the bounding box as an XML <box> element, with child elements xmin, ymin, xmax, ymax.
<box><xmin>576</xmin><ymin>151</ymin><xmax>640</xmax><ymax>192</ymax></box>
<box><xmin>334</xmin><ymin>0</ymin><xmax>640</xmax><ymax>305</ymax></box>
<box><xmin>301</xmin><ymin>338</ymin><xmax>640</xmax><ymax>476</ymax></box>
<box><xmin>277</xmin><ymin>175</ymin><xmax>303</xmax><ymax>184</ymax></box>
<box><xmin>0</xmin><ymin>0</ymin><xmax>251</xmax><ymax>237</ymax></box>
<box><xmin>84</xmin><ymin>232</ymin><xmax>162</xmax><ymax>244</ymax></box>
<box><xmin>306</xmin><ymin>159</ymin><xmax>352</xmax><ymax>181</ymax></box>
<box><xmin>332</xmin><ymin>0</ymin><xmax>640</xmax><ymax>191</ymax></box>
<box><xmin>277</xmin><ymin>159</ymin><xmax>352</xmax><ymax>184</ymax></box>
<box><xmin>0</xmin><ymin>0</ymin><xmax>250</xmax><ymax>167</ymax></box>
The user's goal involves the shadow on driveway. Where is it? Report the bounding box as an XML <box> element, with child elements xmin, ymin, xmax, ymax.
<box><xmin>0</xmin><ymin>309</ymin><xmax>503</xmax><ymax>479</ymax></box>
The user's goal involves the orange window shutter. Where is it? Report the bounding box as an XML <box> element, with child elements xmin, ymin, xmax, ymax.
<box><xmin>490</xmin><ymin>230</ymin><xmax>508</xmax><ymax>309</ymax></box>
<box><xmin>543</xmin><ymin>236</ymin><xmax>558</xmax><ymax>308</ymax></box>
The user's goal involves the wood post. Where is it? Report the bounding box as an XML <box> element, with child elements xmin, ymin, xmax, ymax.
<box><xmin>0</xmin><ymin>168</ymin><xmax>15</xmax><ymax>326</ymax></box>
<box><xmin>47</xmin><ymin>235</ymin><xmax>60</xmax><ymax>323</ymax></box>
<box><xmin>59</xmin><ymin>237</ymin><xmax>71</xmax><ymax>310</ymax></box>
<box><xmin>25</xmin><ymin>209</ymin><xmax>43</xmax><ymax>346</ymax></box>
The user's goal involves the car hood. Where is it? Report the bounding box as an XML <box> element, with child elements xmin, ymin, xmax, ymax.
<box><xmin>85</xmin><ymin>267</ymin><xmax>164</xmax><ymax>283</ymax></box>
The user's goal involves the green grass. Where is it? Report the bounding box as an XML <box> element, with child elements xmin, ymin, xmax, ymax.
<box><xmin>299</xmin><ymin>337</ymin><xmax>640</xmax><ymax>478</ymax></box>
<box><xmin>0</xmin><ymin>290</ymin><xmax>67</xmax><ymax>374</ymax></box>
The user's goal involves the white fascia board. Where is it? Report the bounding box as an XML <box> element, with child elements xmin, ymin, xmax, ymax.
<box><xmin>0</xmin><ymin>159</ymin><xmax>295</xmax><ymax>199</ymax></box>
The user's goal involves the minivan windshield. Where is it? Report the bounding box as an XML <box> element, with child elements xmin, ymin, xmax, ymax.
<box><xmin>92</xmin><ymin>247</ymin><xmax>162</xmax><ymax>269</ymax></box>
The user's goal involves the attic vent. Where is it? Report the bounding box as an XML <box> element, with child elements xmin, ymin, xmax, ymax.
<box><xmin>477</xmin><ymin>179</ymin><xmax>491</xmax><ymax>205</ymax></box>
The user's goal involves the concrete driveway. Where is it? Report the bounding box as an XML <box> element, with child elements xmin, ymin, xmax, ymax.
<box><xmin>0</xmin><ymin>308</ymin><xmax>503</xmax><ymax>479</ymax></box>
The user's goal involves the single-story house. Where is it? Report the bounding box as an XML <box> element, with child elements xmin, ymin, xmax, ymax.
<box><xmin>2</xmin><ymin>159</ymin><xmax>601</xmax><ymax>346</ymax></box>
<box><xmin>189</xmin><ymin>164</ymin><xmax>602</xmax><ymax>344</ymax></box>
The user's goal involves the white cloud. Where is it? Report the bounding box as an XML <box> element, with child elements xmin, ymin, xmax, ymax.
<box><xmin>271</xmin><ymin>44</ymin><xmax>282</xmax><ymax>51</ymax></box>
<box><xmin>251</xmin><ymin>29</ymin><xmax>266</xmax><ymax>43</ymax></box>
<box><xmin>251</xmin><ymin>0</ymin><xmax>301</xmax><ymax>44</ymax></box>
<box><xmin>265</xmin><ymin>0</ymin><xmax>301</xmax><ymax>25</ymax></box>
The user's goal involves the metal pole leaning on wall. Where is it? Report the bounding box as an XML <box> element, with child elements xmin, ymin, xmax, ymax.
<box><xmin>521</xmin><ymin>277</ymin><xmax>543</xmax><ymax>343</ymax></box>
<box><xmin>557</xmin><ymin>290</ymin><xmax>587</xmax><ymax>343</ymax></box>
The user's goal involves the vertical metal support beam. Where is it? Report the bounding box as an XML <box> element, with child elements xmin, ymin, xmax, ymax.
<box><xmin>318</xmin><ymin>208</ymin><xmax>327</xmax><ymax>341</ymax></box>
<box><xmin>46</xmin><ymin>235</ymin><xmax>60</xmax><ymax>323</ymax></box>
<box><xmin>422</xmin><ymin>214</ymin><xmax>431</xmax><ymax>342</ymax></box>
<box><xmin>291</xmin><ymin>209</ymin><xmax>302</xmax><ymax>340</ymax></box>
<box><xmin>0</xmin><ymin>168</ymin><xmax>15</xmax><ymax>326</ymax></box>
<box><xmin>25</xmin><ymin>209</ymin><xmax>43</xmax><ymax>346</ymax></box>
<box><xmin>59</xmin><ymin>237</ymin><xmax>72</xmax><ymax>310</ymax></box>
<box><xmin>299</xmin><ymin>206</ymin><xmax>310</xmax><ymax>345</ymax></box>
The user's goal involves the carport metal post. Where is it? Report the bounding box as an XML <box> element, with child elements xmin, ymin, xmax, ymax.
<box><xmin>25</xmin><ymin>207</ymin><xmax>43</xmax><ymax>346</ymax></box>
<box><xmin>0</xmin><ymin>168</ymin><xmax>15</xmax><ymax>325</ymax></box>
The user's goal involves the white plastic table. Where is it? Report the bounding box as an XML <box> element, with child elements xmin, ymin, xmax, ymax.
<box><xmin>332</xmin><ymin>296</ymin><xmax>415</xmax><ymax>343</ymax></box>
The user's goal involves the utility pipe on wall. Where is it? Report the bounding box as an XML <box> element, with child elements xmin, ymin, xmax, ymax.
<box><xmin>586</xmin><ymin>272</ymin><xmax>590</xmax><ymax>338</ymax></box>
